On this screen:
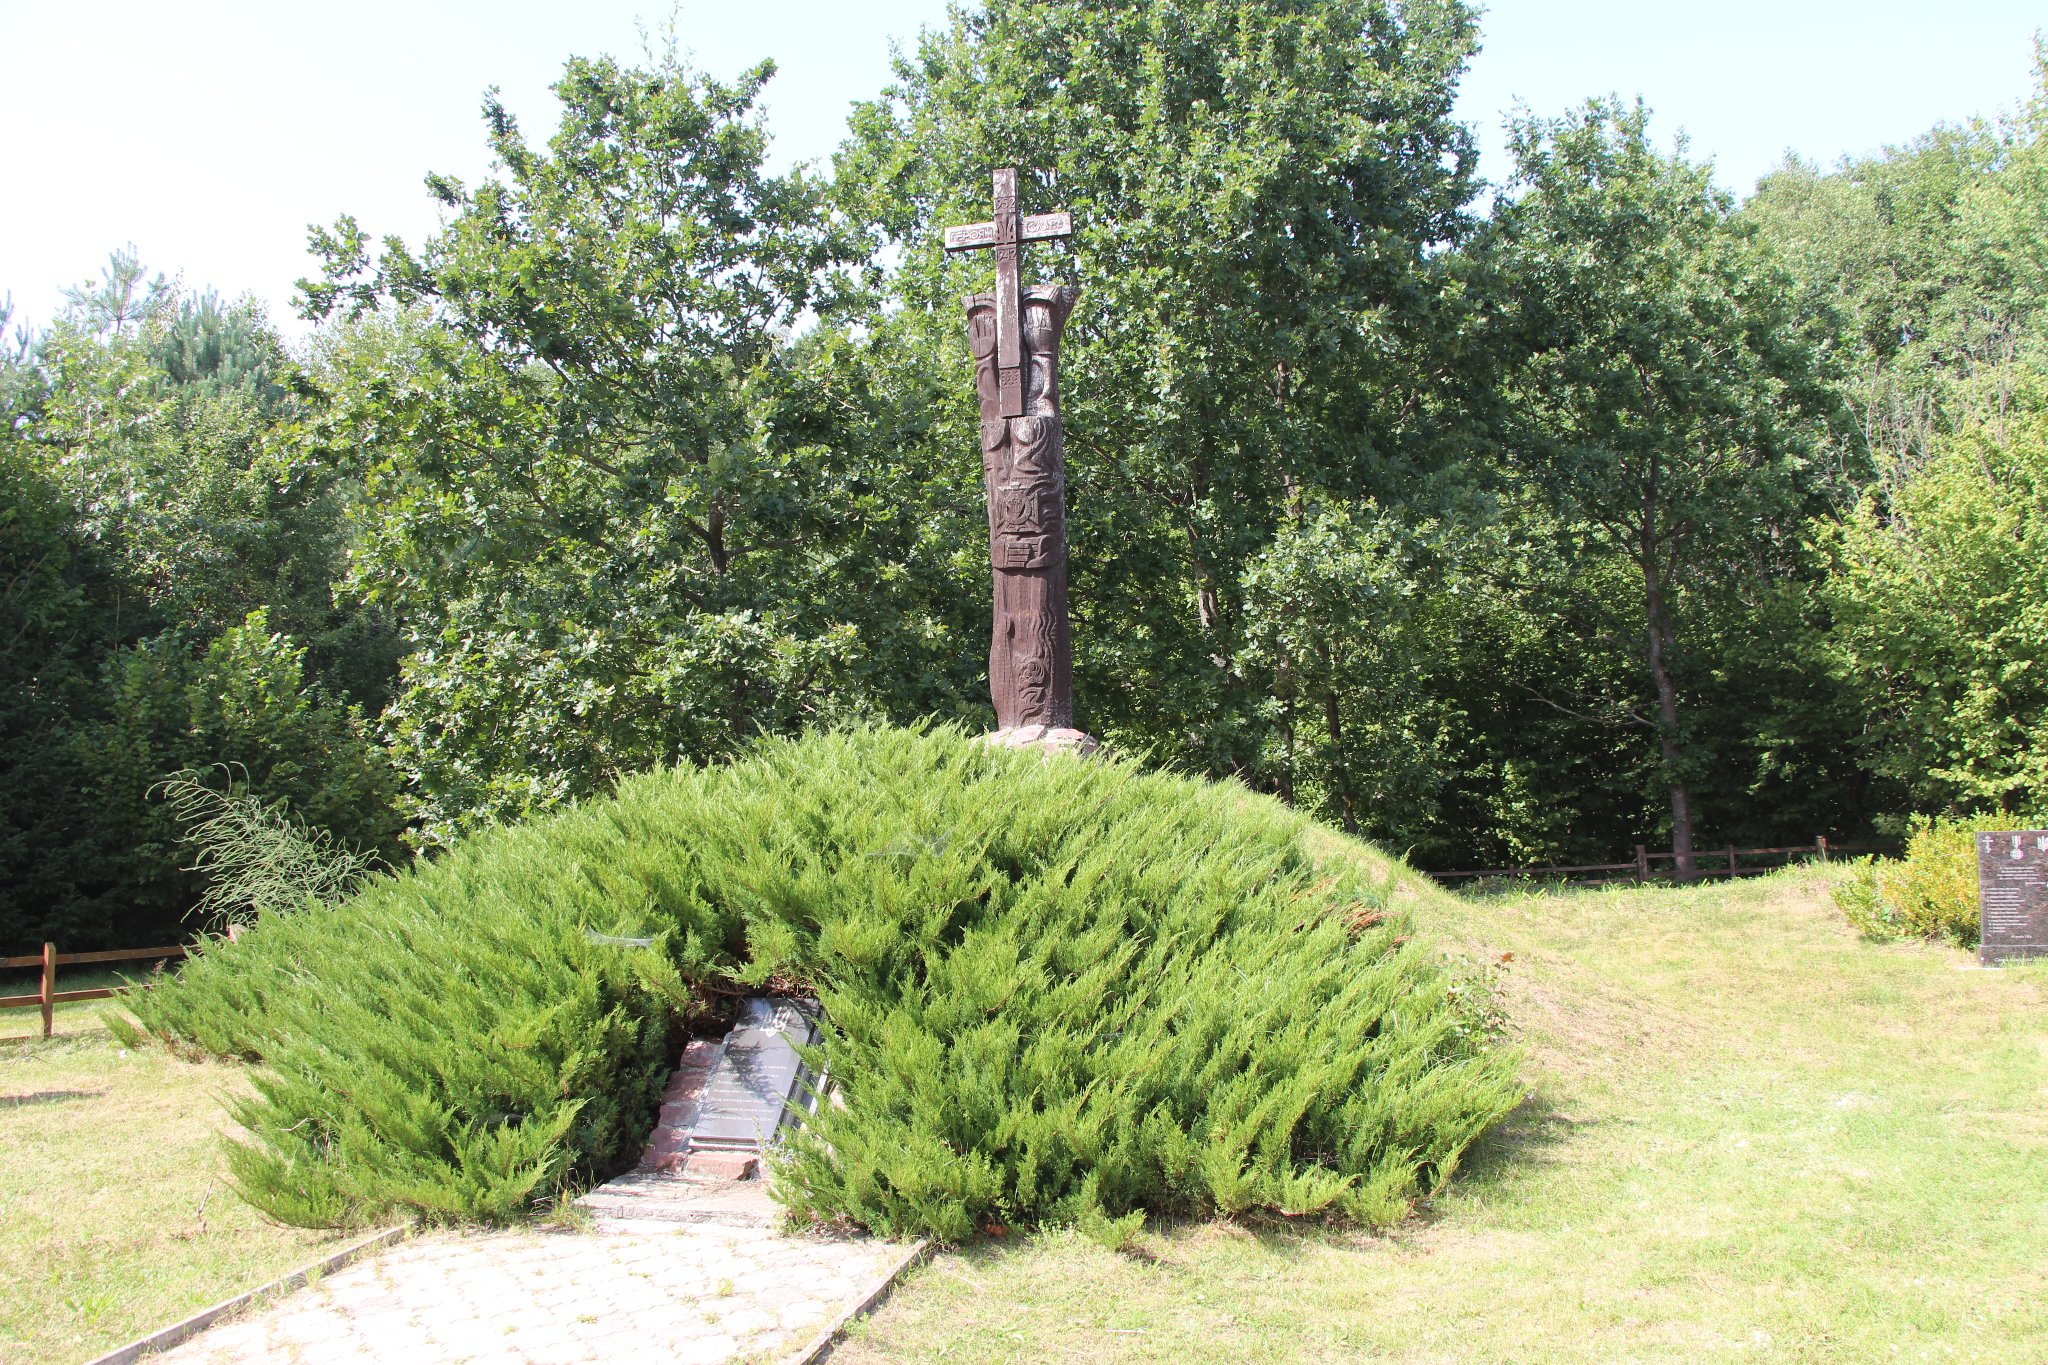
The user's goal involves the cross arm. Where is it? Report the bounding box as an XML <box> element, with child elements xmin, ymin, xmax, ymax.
<box><xmin>942</xmin><ymin>212</ymin><xmax>1075</xmax><ymax>253</ymax></box>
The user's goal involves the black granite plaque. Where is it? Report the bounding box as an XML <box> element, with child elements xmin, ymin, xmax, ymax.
<box><xmin>1978</xmin><ymin>830</ymin><xmax>2048</xmax><ymax>965</ymax></box>
<box><xmin>688</xmin><ymin>997</ymin><xmax>821</xmax><ymax>1152</ymax></box>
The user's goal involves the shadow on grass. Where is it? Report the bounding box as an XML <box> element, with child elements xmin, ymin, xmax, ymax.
<box><xmin>1450</xmin><ymin>1084</ymin><xmax>1585</xmax><ymax>1187</ymax></box>
<box><xmin>921</xmin><ymin>1089</ymin><xmax>1580</xmax><ymax>1280</ymax></box>
<box><xmin>1</xmin><ymin>1088</ymin><xmax>107</xmax><ymax>1107</ymax></box>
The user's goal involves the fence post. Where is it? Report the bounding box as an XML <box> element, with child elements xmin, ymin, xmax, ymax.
<box><xmin>1635</xmin><ymin>844</ymin><xmax>1649</xmax><ymax>882</ymax></box>
<box><xmin>1816</xmin><ymin>835</ymin><xmax>1829</xmax><ymax>864</ymax></box>
<box><xmin>1726</xmin><ymin>847</ymin><xmax>1737</xmax><ymax>877</ymax></box>
<box><xmin>40</xmin><ymin>941</ymin><xmax>55</xmax><ymax>1039</ymax></box>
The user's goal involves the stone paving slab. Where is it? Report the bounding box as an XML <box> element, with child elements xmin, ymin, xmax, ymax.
<box><xmin>150</xmin><ymin>1186</ymin><xmax>911</xmax><ymax>1365</ymax></box>
<box><xmin>575</xmin><ymin>1170</ymin><xmax>780</xmax><ymax>1227</ymax></box>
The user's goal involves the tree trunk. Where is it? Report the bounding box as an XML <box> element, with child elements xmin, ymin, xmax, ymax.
<box><xmin>1639</xmin><ymin>542</ymin><xmax>1696</xmax><ymax>879</ymax></box>
<box><xmin>1275</xmin><ymin>649</ymin><xmax>1296</xmax><ymax>807</ymax></box>
<box><xmin>1322</xmin><ymin>675</ymin><xmax>1358</xmax><ymax>835</ymax></box>
<box><xmin>706</xmin><ymin>501</ymin><xmax>730</xmax><ymax>575</ymax></box>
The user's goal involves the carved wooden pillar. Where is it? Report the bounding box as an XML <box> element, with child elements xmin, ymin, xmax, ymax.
<box><xmin>965</xmin><ymin>283</ymin><xmax>1078</xmax><ymax>731</ymax></box>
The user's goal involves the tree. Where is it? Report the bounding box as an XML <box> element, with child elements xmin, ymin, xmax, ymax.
<box><xmin>0</xmin><ymin>258</ymin><xmax>402</xmax><ymax>948</ymax></box>
<box><xmin>301</xmin><ymin>47</ymin><xmax>965</xmax><ymax>844</ymax></box>
<box><xmin>1744</xmin><ymin>40</ymin><xmax>2048</xmax><ymax>825</ymax></box>
<box><xmin>57</xmin><ymin>245</ymin><xmax>170</xmax><ymax>340</ymax></box>
<box><xmin>1476</xmin><ymin>101</ymin><xmax>1836</xmax><ymax>874</ymax></box>
<box><xmin>1823</xmin><ymin>363</ymin><xmax>2048</xmax><ymax>814</ymax></box>
<box><xmin>0</xmin><ymin>420</ymin><xmax>126</xmax><ymax>948</ymax></box>
<box><xmin>1954</xmin><ymin>43</ymin><xmax>2048</xmax><ymax>347</ymax></box>
<box><xmin>1744</xmin><ymin>41</ymin><xmax>2048</xmax><ymax>473</ymax></box>
<box><xmin>1239</xmin><ymin>499</ymin><xmax>1459</xmax><ymax>840</ymax></box>
<box><xmin>831</xmin><ymin>0</ymin><xmax>1490</xmax><ymax>801</ymax></box>
<box><xmin>69</xmin><ymin>609</ymin><xmax>403</xmax><ymax>939</ymax></box>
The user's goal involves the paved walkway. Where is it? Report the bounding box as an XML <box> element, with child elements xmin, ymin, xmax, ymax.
<box><xmin>153</xmin><ymin>1183</ymin><xmax>916</xmax><ymax>1365</ymax></box>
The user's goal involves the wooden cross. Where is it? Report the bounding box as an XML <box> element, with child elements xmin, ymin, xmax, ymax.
<box><xmin>944</xmin><ymin>168</ymin><xmax>1073</xmax><ymax>417</ymax></box>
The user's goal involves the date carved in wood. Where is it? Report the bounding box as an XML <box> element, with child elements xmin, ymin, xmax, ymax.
<box><xmin>946</xmin><ymin>170</ymin><xmax>1083</xmax><ymax>733</ymax></box>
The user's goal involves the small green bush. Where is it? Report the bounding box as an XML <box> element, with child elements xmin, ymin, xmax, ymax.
<box><xmin>1834</xmin><ymin>814</ymin><xmax>2032</xmax><ymax>946</ymax></box>
<box><xmin>122</xmin><ymin>726</ymin><xmax>1521</xmax><ymax>1238</ymax></box>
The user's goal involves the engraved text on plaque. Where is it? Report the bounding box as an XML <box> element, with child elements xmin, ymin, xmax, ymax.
<box><xmin>1977</xmin><ymin>830</ymin><xmax>2048</xmax><ymax>966</ymax></box>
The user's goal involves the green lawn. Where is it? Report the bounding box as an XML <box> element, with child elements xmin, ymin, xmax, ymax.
<box><xmin>7</xmin><ymin>862</ymin><xmax>2045</xmax><ymax>1364</ymax></box>
<box><xmin>0</xmin><ymin>972</ymin><xmax>342</xmax><ymax>1365</ymax></box>
<box><xmin>835</xmin><ymin>865</ymin><xmax>2048</xmax><ymax>1364</ymax></box>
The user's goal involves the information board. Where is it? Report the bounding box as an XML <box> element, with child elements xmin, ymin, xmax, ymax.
<box><xmin>1978</xmin><ymin>830</ymin><xmax>2048</xmax><ymax>966</ymax></box>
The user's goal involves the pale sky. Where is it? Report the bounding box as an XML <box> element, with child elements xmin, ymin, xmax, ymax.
<box><xmin>1</xmin><ymin>1</ymin><xmax>2040</xmax><ymax>334</ymax></box>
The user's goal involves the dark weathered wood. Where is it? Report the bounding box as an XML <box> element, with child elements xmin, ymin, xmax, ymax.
<box><xmin>942</xmin><ymin>212</ymin><xmax>1072</xmax><ymax>254</ymax></box>
<box><xmin>3</xmin><ymin>944</ymin><xmax>186</xmax><ymax>969</ymax></box>
<box><xmin>944</xmin><ymin>169</ymin><xmax>1084</xmax><ymax>733</ymax></box>
<box><xmin>943</xmin><ymin>222</ymin><xmax>995</xmax><ymax>251</ymax></box>
<box><xmin>1434</xmin><ymin>861</ymin><xmax>1637</xmax><ymax>880</ymax></box>
<box><xmin>55</xmin><ymin>945</ymin><xmax>186</xmax><ymax>966</ymax></box>
<box><xmin>1431</xmin><ymin>839</ymin><xmax>1901</xmax><ymax>886</ymax></box>
<box><xmin>0</xmin><ymin>941</ymin><xmax>187</xmax><ymax>1029</ymax></box>
<box><xmin>1</xmin><ymin>984</ymin><xmax>147</xmax><ymax>1012</ymax></box>
<box><xmin>1641</xmin><ymin>841</ymin><xmax>1891</xmax><ymax>859</ymax></box>
<box><xmin>993</xmin><ymin>168</ymin><xmax>1021</xmax><ymax>392</ymax></box>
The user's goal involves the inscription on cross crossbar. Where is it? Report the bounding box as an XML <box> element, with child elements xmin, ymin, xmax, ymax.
<box><xmin>944</xmin><ymin>169</ymin><xmax>1073</xmax><ymax>417</ymax></box>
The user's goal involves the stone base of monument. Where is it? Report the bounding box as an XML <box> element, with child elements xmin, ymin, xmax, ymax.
<box><xmin>578</xmin><ymin>996</ymin><xmax>823</xmax><ymax>1223</ymax></box>
<box><xmin>639</xmin><ymin>1038</ymin><xmax>723</xmax><ymax>1174</ymax></box>
<box><xmin>984</xmin><ymin>724</ymin><xmax>1102</xmax><ymax>756</ymax></box>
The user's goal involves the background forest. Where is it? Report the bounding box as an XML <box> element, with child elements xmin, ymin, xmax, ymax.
<box><xmin>5</xmin><ymin>1</ymin><xmax>2045</xmax><ymax>951</ymax></box>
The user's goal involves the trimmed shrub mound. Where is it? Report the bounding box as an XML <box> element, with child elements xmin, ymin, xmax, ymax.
<box><xmin>122</xmin><ymin>727</ymin><xmax>1522</xmax><ymax>1238</ymax></box>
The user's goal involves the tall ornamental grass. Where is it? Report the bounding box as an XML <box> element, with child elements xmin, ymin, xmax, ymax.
<box><xmin>121</xmin><ymin>727</ymin><xmax>1521</xmax><ymax>1237</ymax></box>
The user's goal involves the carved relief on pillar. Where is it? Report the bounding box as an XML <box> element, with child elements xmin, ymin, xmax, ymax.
<box><xmin>963</xmin><ymin>284</ymin><xmax>1078</xmax><ymax>731</ymax></box>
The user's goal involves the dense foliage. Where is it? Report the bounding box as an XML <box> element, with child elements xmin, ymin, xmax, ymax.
<box><xmin>1833</xmin><ymin>814</ymin><xmax>2030</xmax><ymax>947</ymax></box>
<box><xmin>5</xmin><ymin>15</ymin><xmax>2047</xmax><ymax>949</ymax></box>
<box><xmin>298</xmin><ymin>58</ymin><xmax>924</xmax><ymax>846</ymax></box>
<box><xmin>1472</xmin><ymin>101</ymin><xmax>1843</xmax><ymax>875</ymax></box>
<box><xmin>120</xmin><ymin>727</ymin><xmax>1520</xmax><ymax>1235</ymax></box>
<box><xmin>1822</xmin><ymin>373</ymin><xmax>2048</xmax><ymax>813</ymax></box>
<box><xmin>0</xmin><ymin>267</ymin><xmax>401</xmax><ymax>950</ymax></box>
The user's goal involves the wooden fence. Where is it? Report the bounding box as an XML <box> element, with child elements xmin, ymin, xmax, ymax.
<box><xmin>1</xmin><ymin>942</ymin><xmax>187</xmax><ymax>1039</ymax></box>
<box><xmin>1428</xmin><ymin>836</ymin><xmax>1901</xmax><ymax>888</ymax></box>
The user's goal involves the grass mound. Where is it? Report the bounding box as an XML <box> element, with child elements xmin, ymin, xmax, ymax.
<box><xmin>121</xmin><ymin>727</ymin><xmax>1521</xmax><ymax>1238</ymax></box>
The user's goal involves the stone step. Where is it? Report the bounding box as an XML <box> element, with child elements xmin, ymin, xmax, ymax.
<box><xmin>574</xmin><ymin>1170</ymin><xmax>779</xmax><ymax>1229</ymax></box>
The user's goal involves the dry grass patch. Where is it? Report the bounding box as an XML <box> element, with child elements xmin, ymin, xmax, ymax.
<box><xmin>0</xmin><ymin>974</ymin><xmax>341</xmax><ymax>1365</ymax></box>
